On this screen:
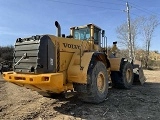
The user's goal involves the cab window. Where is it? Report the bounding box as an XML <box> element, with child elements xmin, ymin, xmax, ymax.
<box><xmin>94</xmin><ymin>27</ymin><xmax>101</xmax><ymax>44</ymax></box>
<box><xmin>74</xmin><ymin>27</ymin><xmax>90</xmax><ymax>40</ymax></box>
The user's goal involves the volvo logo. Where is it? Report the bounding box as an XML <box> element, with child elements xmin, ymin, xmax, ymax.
<box><xmin>63</xmin><ymin>43</ymin><xmax>80</xmax><ymax>49</ymax></box>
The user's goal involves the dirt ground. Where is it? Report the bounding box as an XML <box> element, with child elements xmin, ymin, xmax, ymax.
<box><xmin>0</xmin><ymin>70</ymin><xmax>160</xmax><ymax>120</ymax></box>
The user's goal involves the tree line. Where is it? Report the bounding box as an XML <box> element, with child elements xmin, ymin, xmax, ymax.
<box><xmin>0</xmin><ymin>46</ymin><xmax>14</xmax><ymax>63</ymax></box>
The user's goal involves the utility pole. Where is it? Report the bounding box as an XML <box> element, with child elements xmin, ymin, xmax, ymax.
<box><xmin>126</xmin><ymin>2</ymin><xmax>133</xmax><ymax>60</ymax></box>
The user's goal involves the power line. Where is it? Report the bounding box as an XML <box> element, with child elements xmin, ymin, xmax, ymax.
<box><xmin>117</xmin><ymin>0</ymin><xmax>160</xmax><ymax>17</ymax></box>
<box><xmin>129</xmin><ymin>3</ymin><xmax>160</xmax><ymax>20</ymax></box>
<box><xmin>129</xmin><ymin>2</ymin><xmax>160</xmax><ymax>16</ymax></box>
<box><xmin>85</xmin><ymin>0</ymin><xmax>125</xmax><ymax>6</ymax></box>
<box><xmin>132</xmin><ymin>6</ymin><xmax>156</xmax><ymax>15</ymax></box>
<box><xmin>131</xmin><ymin>12</ymin><xmax>140</xmax><ymax>17</ymax></box>
<box><xmin>121</xmin><ymin>0</ymin><xmax>160</xmax><ymax>16</ymax></box>
<box><xmin>47</xmin><ymin>0</ymin><xmax>123</xmax><ymax>11</ymax></box>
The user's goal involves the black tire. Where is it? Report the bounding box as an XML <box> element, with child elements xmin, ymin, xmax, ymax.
<box><xmin>79</xmin><ymin>61</ymin><xmax>108</xmax><ymax>104</ymax></box>
<box><xmin>111</xmin><ymin>62</ymin><xmax>133</xmax><ymax>89</ymax></box>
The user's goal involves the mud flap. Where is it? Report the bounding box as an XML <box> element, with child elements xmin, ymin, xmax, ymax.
<box><xmin>133</xmin><ymin>67</ymin><xmax>146</xmax><ymax>85</ymax></box>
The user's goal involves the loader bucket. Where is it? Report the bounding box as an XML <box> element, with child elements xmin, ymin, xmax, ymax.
<box><xmin>133</xmin><ymin>67</ymin><xmax>146</xmax><ymax>85</ymax></box>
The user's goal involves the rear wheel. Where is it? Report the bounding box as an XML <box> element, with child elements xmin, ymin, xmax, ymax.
<box><xmin>79</xmin><ymin>61</ymin><xmax>108</xmax><ymax>103</ymax></box>
<box><xmin>111</xmin><ymin>62</ymin><xmax>133</xmax><ymax>89</ymax></box>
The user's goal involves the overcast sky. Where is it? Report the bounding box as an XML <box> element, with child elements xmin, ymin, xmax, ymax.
<box><xmin>0</xmin><ymin>0</ymin><xmax>160</xmax><ymax>51</ymax></box>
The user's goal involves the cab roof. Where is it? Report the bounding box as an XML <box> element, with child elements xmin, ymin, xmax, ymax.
<box><xmin>70</xmin><ymin>23</ymin><xmax>102</xmax><ymax>30</ymax></box>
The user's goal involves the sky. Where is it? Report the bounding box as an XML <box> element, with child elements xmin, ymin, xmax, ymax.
<box><xmin>0</xmin><ymin>0</ymin><xmax>160</xmax><ymax>52</ymax></box>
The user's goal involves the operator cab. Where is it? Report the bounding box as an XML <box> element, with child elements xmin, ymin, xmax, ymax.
<box><xmin>70</xmin><ymin>24</ymin><xmax>103</xmax><ymax>46</ymax></box>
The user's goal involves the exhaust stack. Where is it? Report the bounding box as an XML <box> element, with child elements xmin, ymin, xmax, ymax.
<box><xmin>55</xmin><ymin>21</ymin><xmax>61</xmax><ymax>37</ymax></box>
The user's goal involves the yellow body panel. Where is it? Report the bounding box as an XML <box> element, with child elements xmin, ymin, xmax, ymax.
<box><xmin>3</xmin><ymin>72</ymin><xmax>73</xmax><ymax>93</ymax></box>
<box><xmin>48</xmin><ymin>35</ymin><xmax>97</xmax><ymax>84</ymax></box>
<box><xmin>67</xmin><ymin>52</ymin><xmax>94</xmax><ymax>84</ymax></box>
<box><xmin>49</xmin><ymin>35</ymin><xmax>91</xmax><ymax>53</ymax></box>
<box><xmin>59</xmin><ymin>52</ymin><xmax>73</xmax><ymax>72</ymax></box>
<box><xmin>109</xmin><ymin>58</ymin><xmax>121</xmax><ymax>71</ymax></box>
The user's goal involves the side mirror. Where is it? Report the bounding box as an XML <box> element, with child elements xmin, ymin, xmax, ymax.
<box><xmin>102</xmin><ymin>30</ymin><xmax>105</xmax><ymax>37</ymax></box>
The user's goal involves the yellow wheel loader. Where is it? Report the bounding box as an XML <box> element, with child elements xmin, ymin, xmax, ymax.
<box><xmin>3</xmin><ymin>21</ymin><xmax>146</xmax><ymax>103</ymax></box>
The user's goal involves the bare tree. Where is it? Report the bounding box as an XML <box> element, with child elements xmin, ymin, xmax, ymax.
<box><xmin>141</xmin><ymin>15</ymin><xmax>159</xmax><ymax>68</ymax></box>
<box><xmin>116</xmin><ymin>17</ymin><xmax>141</xmax><ymax>59</ymax></box>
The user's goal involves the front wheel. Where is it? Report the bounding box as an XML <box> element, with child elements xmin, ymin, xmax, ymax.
<box><xmin>79</xmin><ymin>61</ymin><xmax>108</xmax><ymax>103</ymax></box>
<box><xmin>111</xmin><ymin>62</ymin><xmax>133</xmax><ymax>89</ymax></box>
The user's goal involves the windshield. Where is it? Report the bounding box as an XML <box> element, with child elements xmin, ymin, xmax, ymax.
<box><xmin>73</xmin><ymin>27</ymin><xmax>90</xmax><ymax>40</ymax></box>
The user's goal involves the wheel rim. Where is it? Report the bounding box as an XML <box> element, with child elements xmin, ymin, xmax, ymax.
<box><xmin>97</xmin><ymin>72</ymin><xmax>105</xmax><ymax>93</ymax></box>
<box><xmin>126</xmin><ymin>68</ymin><xmax>132</xmax><ymax>83</ymax></box>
